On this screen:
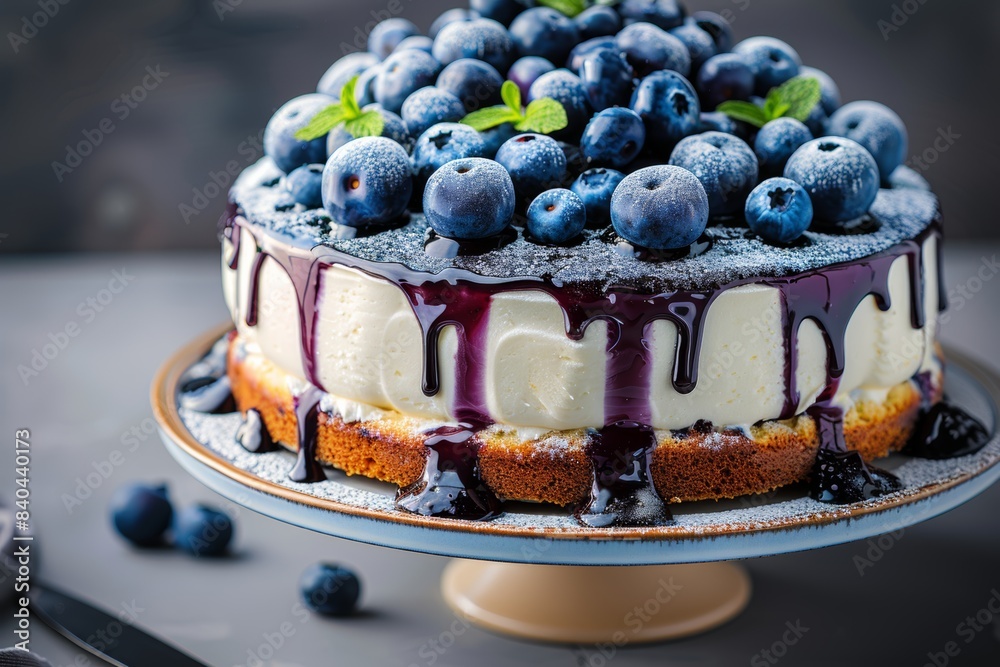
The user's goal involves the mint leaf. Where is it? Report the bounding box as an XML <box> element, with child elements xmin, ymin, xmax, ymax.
<box><xmin>500</xmin><ymin>80</ymin><xmax>521</xmax><ymax>114</ymax></box>
<box><xmin>537</xmin><ymin>0</ymin><xmax>587</xmax><ymax>17</ymax></box>
<box><xmin>344</xmin><ymin>109</ymin><xmax>385</xmax><ymax>138</ymax></box>
<box><xmin>717</xmin><ymin>101</ymin><xmax>768</xmax><ymax>128</ymax></box>
<box><xmin>773</xmin><ymin>76</ymin><xmax>822</xmax><ymax>122</ymax></box>
<box><xmin>517</xmin><ymin>98</ymin><xmax>568</xmax><ymax>134</ymax></box>
<box><xmin>461</xmin><ymin>106</ymin><xmax>523</xmax><ymax>132</ymax></box>
<box><xmin>340</xmin><ymin>75</ymin><xmax>362</xmax><ymax>118</ymax></box>
<box><xmin>295</xmin><ymin>105</ymin><xmax>347</xmax><ymax>141</ymax></box>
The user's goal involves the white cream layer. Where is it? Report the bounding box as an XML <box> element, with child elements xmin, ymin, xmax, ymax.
<box><xmin>222</xmin><ymin>226</ymin><xmax>939</xmax><ymax>431</ymax></box>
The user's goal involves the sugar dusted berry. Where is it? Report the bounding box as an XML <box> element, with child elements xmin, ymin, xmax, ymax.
<box><xmin>828</xmin><ymin>101</ymin><xmax>907</xmax><ymax>182</ymax></box>
<box><xmin>611</xmin><ymin>165</ymin><xmax>710</xmax><ymax>250</ymax></box>
<box><xmin>432</xmin><ymin>18</ymin><xmax>515</xmax><ymax>72</ymax></box>
<box><xmin>368</xmin><ymin>18</ymin><xmax>420</xmax><ymax>60</ymax></box>
<box><xmin>424</xmin><ymin>158</ymin><xmax>515</xmax><ymax>239</ymax></box>
<box><xmin>436</xmin><ymin>58</ymin><xmax>504</xmax><ymax>113</ymax></box>
<box><xmin>401</xmin><ymin>87</ymin><xmax>465</xmax><ymax>137</ymax></box>
<box><xmin>495</xmin><ymin>133</ymin><xmax>568</xmax><ymax>202</ymax></box>
<box><xmin>630</xmin><ymin>70</ymin><xmax>700</xmax><ymax>153</ymax></box>
<box><xmin>616</xmin><ymin>22</ymin><xmax>690</xmax><ymax>78</ymax></box>
<box><xmin>509</xmin><ymin>7</ymin><xmax>581</xmax><ymax>65</ymax></box>
<box><xmin>755</xmin><ymin>118</ymin><xmax>813</xmax><ymax>176</ymax></box>
<box><xmin>264</xmin><ymin>94</ymin><xmax>336</xmax><ymax>174</ymax></box>
<box><xmin>322</xmin><ymin>136</ymin><xmax>413</xmax><ymax>227</ymax></box>
<box><xmin>527</xmin><ymin>189</ymin><xmax>587</xmax><ymax>245</ymax></box>
<box><xmin>412</xmin><ymin>123</ymin><xmax>488</xmax><ymax>181</ymax></box>
<box><xmin>618</xmin><ymin>0</ymin><xmax>686</xmax><ymax>31</ymax></box>
<box><xmin>572</xmin><ymin>168</ymin><xmax>625</xmax><ymax>225</ymax></box>
<box><xmin>733</xmin><ymin>37</ymin><xmax>802</xmax><ymax>96</ymax></box>
<box><xmin>784</xmin><ymin>137</ymin><xmax>880</xmax><ymax>223</ymax></box>
<box><xmin>373</xmin><ymin>49</ymin><xmax>442</xmax><ymax>114</ymax></box>
<box><xmin>745</xmin><ymin>177</ymin><xmax>814</xmax><ymax>244</ymax></box>
<box><xmin>284</xmin><ymin>164</ymin><xmax>325</xmax><ymax>209</ymax></box>
<box><xmin>508</xmin><ymin>56</ymin><xmax>556</xmax><ymax>102</ymax></box>
<box><xmin>669</xmin><ymin>131</ymin><xmax>758</xmax><ymax>217</ymax></box>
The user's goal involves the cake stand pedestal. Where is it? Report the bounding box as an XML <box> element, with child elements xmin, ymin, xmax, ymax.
<box><xmin>153</xmin><ymin>328</ymin><xmax>1000</xmax><ymax>644</ymax></box>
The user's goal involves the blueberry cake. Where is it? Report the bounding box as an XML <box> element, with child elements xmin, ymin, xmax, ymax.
<box><xmin>191</xmin><ymin>0</ymin><xmax>985</xmax><ymax>526</ymax></box>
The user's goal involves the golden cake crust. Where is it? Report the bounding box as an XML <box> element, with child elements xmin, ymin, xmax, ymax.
<box><xmin>228</xmin><ymin>337</ymin><xmax>938</xmax><ymax>506</ymax></box>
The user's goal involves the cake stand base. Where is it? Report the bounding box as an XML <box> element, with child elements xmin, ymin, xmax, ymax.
<box><xmin>441</xmin><ymin>560</ymin><xmax>751</xmax><ymax>644</ymax></box>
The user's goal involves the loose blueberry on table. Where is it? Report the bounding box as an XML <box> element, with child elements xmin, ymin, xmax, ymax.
<box><xmin>110</xmin><ymin>482</ymin><xmax>173</xmax><ymax>547</ymax></box>
<box><xmin>300</xmin><ymin>563</ymin><xmax>362</xmax><ymax>617</ymax></box>
<box><xmin>174</xmin><ymin>505</ymin><xmax>235</xmax><ymax>557</ymax></box>
<box><xmin>249</xmin><ymin>0</ymin><xmax>941</xmax><ymax>520</ymax></box>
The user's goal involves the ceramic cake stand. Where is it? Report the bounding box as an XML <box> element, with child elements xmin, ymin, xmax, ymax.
<box><xmin>153</xmin><ymin>328</ymin><xmax>1000</xmax><ymax>644</ymax></box>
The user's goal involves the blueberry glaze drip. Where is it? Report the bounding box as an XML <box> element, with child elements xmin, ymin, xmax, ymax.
<box><xmin>289</xmin><ymin>387</ymin><xmax>327</xmax><ymax>483</ymax></box>
<box><xmin>903</xmin><ymin>403</ymin><xmax>991</xmax><ymax>460</ymax></box>
<box><xmin>395</xmin><ymin>421</ymin><xmax>501</xmax><ymax>520</ymax></box>
<box><xmin>236</xmin><ymin>408</ymin><xmax>278</xmax><ymax>453</ymax></box>
<box><xmin>576</xmin><ymin>422</ymin><xmax>671</xmax><ymax>528</ymax></box>
<box><xmin>178</xmin><ymin>336</ymin><xmax>237</xmax><ymax>414</ymax></box>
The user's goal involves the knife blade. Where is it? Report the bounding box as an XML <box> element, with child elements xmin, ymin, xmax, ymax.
<box><xmin>32</xmin><ymin>585</ymin><xmax>210</xmax><ymax>667</ymax></box>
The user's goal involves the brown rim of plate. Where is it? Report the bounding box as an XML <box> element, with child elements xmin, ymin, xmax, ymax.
<box><xmin>152</xmin><ymin>324</ymin><xmax>1000</xmax><ymax>542</ymax></box>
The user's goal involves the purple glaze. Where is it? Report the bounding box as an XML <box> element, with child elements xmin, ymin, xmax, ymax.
<box><xmin>395</xmin><ymin>421</ymin><xmax>501</xmax><ymax>520</ymax></box>
<box><xmin>289</xmin><ymin>386</ymin><xmax>327</xmax><ymax>483</ymax></box>
<box><xmin>236</xmin><ymin>408</ymin><xmax>277</xmax><ymax>453</ymax></box>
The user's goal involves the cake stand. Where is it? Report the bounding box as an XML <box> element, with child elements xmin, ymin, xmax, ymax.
<box><xmin>153</xmin><ymin>327</ymin><xmax>1000</xmax><ymax>644</ymax></box>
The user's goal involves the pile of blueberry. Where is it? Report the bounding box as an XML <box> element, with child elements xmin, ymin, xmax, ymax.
<box><xmin>264</xmin><ymin>0</ymin><xmax>909</xmax><ymax>251</ymax></box>
<box><xmin>110</xmin><ymin>482</ymin><xmax>234</xmax><ymax>557</ymax></box>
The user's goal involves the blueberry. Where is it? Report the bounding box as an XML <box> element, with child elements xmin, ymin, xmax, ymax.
<box><xmin>323</xmin><ymin>136</ymin><xmax>413</xmax><ymax>227</ymax></box>
<box><xmin>436</xmin><ymin>58</ymin><xmax>504</xmax><ymax>112</ymax></box>
<box><xmin>528</xmin><ymin>69</ymin><xmax>592</xmax><ymax>141</ymax></box>
<box><xmin>630</xmin><ymin>70</ymin><xmax>700</xmax><ymax>153</ymax></box>
<box><xmin>572</xmin><ymin>168</ymin><xmax>625</xmax><ymax>225</ymax></box>
<box><xmin>575</xmin><ymin>5</ymin><xmax>622</xmax><ymax>41</ymax></box>
<box><xmin>828</xmin><ymin>101</ymin><xmax>907</xmax><ymax>182</ymax></box>
<box><xmin>571</xmin><ymin>36</ymin><xmax>616</xmax><ymax>64</ymax></box>
<box><xmin>527</xmin><ymin>189</ymin><xmax>586</xmax><ymax>244</ymax></box>
<box><xmin>888</xmin><ymin>165</ymin><xmax>930</xmax><ymax>192</ymax></box>
<box><xmin>495</xmin><ymin>133</ymin><xmax>568</xmax><ymax>202</ymax></box>
<box><xmin>424</xmin><ymin>157</ymin><xmax>515</xmax><ymax>239</ymax></box>
<box><xmin>670</xmin><ymin>23</ymin><xmax>717</xmax><ymax>71</ymax></box>
<box><xmin>581</xmin><ymin>108</ymin><xmax>645</xmax><ymax>169</ymax></box>
<box><xmin>478</xmin><ymin>123</ymin><xmax>518</xmax><ymax>158</ymax></box>
<box><xmin>616</xmin><ymin>22</ymin><xmax>690</xmax><ymax>78</ymax></box>
<box><xmin>507</xmin><ymin>56</ymin><xmax>556</xmax><ymax>102</ymax></box>
<box><xmin>577</xmin><ymin>49</ymin><xmax>634</xmax><ymax>111</ymax></box>
<box><xmin>354</xmin><ymin>65</ymin><xmax>381</xmax><ymax>106</ymax></box>
<box><xmin>669</xmin><ymin>131</ymin><xmax>758</xmax><ymax>217</ymax></box>
<box><xmin>300</xmin><ymin>563</ymin><xmax>361</xmax><ymax>617</ymax></box>
<box><xmin>618</xmin><ymin>0</ymin><xmax>686</xmax><ymax>30</ymax></box>
<box><xmin>804</xmin><ymin>103</ymin><xmax>829</xmax><ymax>138</ymax></box>
<box><xmin>411</xmin><ymin>123</ymin><xmax>487</xmax><ymax>181</ymax></box>
<box><xmin>696</xmin><ymin>53</ymin><xmax>754</xmax><ymax>110</ymax></box>
<box><xmin>800</xmin><ymin>66</ymin><xmax>841</xmax><ymax>115</ymax></box>
<box><xmin>471</xmin><ymin>0</ymin><xmax>522</xmax><ymax>26</ymax></box>
<box><xmin>264</xmin><ymin>94</ymin><xmax>336</xmax><ymax>174</ymax></box>
<box><xmin>690</xmin><ymin>11</ymin><xmax>734</xmax><ymax>53</ymax></box>
<box><xmin>368</xmin><ymin>18</ymin><xmax>420</xmax><ymax>60</ymax></box>
<box><xmin>284</xmin><ymin>164</ymin><xmax>325</xmax><ymax>208</ymax></box>
<box><xmin>110</xmin><ymin>482</ymin><xmax>173</xmax><ymax>547</ymax></box>
<box><xmin>754</xmin><ymin>118</ymin><xmax>813</xmax><ymax>176</ymax></box>
<box><xmin>784</xmin><ymin>137</ymin><xmax>880</xmax><ymax>222</ymax></box>
<box><xmin>745</xmin><ymin>177</ymin><xmax>813</xmax><ymax>244</ymax></box>
<box><xmin>394</xmin><ymin>35</ymin><xmax>434</xmax><ymax>54</ymax></box>
<box><xmin>697</xmin><ymin>111</ymin><xmax>737</xmax><ymax>134</ymax></box>
<box><xmin>327</xmin><ymin>105</ymin><xmax>411</xmax><ymax>156</ymax></box>
<box><xmin>317</xmin><ymin>52</ymin><xmax>380</xmax><ymax>98</ymax></box>
<box><xmin>509</xmin><ymin>7</ymin><xmax>581</xmax><ymax>66</ymax></box>
<box><xmin>432</xmin><ymin>18</ymin><xmax>515</xmax><ymax>72</ymax></box>
<box><xmin>174</xmin><ymin>504</ymin><xmax>234</xmax><ymax>557</ymax></box>
<box><xmin>732</xmin><ymin>37</ymin><xmax>802</xmax><ymax>96</ymax></box>
<box><xmin>373</xmin><ymin>49</ymin><xmax>441</xmax><ymax>114</ymax></box>
<box><xmin>429</xmin><ymin>8</ymin><xmax>477</xmax><ymax>39</ymax></box>
<box><xmin>401</xmin><ymin>87</ymin><xmax>466</xmax><ymax>137</ymax></box>
<box><xmin>610</xmin><ymin>165</ymin><xmax>709</xmax><ymax>250</ymax></box>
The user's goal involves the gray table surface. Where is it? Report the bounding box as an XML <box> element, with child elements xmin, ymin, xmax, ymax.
<box><xmin>2</xmin><ymin>246</ymin><xmax>1000</xmax><ymax>667</ymax></box>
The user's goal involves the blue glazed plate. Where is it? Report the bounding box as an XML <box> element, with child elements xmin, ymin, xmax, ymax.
<box><xmin>153</xmin><ymin>328</ymin><xmax>1000</xmax><ymax>566</ymax></box>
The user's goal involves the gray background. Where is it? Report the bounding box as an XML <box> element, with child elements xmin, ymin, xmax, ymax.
<box><xmin>0</xmin><ymin>0</ymin><xmax>997</xmax><ymax>253</ymax></box>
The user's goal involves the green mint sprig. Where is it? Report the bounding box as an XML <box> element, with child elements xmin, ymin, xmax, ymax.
<box><xmin>717</xmin><ymin>77</ymin><xmax>822</xmax><ymax>129</ymax></box>
<box><xmin>460</xmin><ymin>80</ymin><xmax>568</xmax><ymax>135</ymax></box>
<box><xmin>294</xmin><ymin>75</ymin><xmax>384</xmax><ymax>141</ymax></box>
<box><xmin>538</xmin><ymin>0</ymin><xmax>620</xmax><ymax>17</ymax></box>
